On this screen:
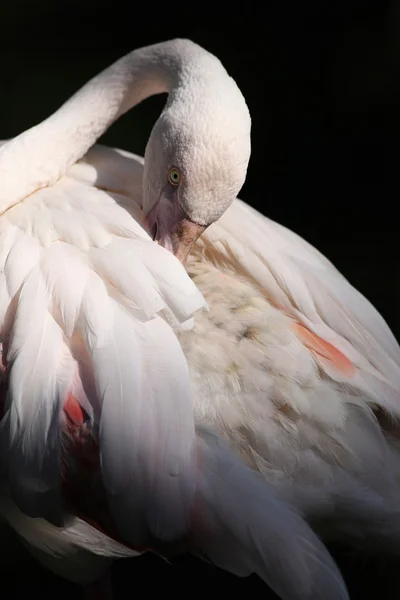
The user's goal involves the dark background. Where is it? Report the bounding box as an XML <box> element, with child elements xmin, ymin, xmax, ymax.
<box><xmin>0</xmin><ymin>0</ymin><xmax>397</xmax><ymax>598</ymax></box>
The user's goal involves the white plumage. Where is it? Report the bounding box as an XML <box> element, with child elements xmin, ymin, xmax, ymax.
<box><xmin>0</xmin><ymin>40</ymin><xmax>350</xmax><ymax>600</ymax></box>
<box><xmin>184</xmin><ymin>197</ymin><xmax>400</xmax><ymax>551</ymax></box>
<box><xmin>71</xmin><ymin>142</ymin><xmax>400</xmax><ymax>556</ymax></box>
<box><xmin>0</xmin><ymin>173</ymin><xmax>205</xmax><ymax>535</ymax></box>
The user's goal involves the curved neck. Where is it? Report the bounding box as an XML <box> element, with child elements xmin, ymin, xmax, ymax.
<box><xmin>0</xmin><ymin>40</ymin><xmax>203</xmax><ymax>215</ymax></box>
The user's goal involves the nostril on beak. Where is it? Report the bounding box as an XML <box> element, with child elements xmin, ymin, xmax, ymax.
<box><xmin>152</xmin><ymin>220</ymin><xmax>158</xmax><ymax>241</ymax></box>
<box><xmin>145</xmin><ymin>215</ymin><xmax>158</xmax><ymax>240</ymax></box>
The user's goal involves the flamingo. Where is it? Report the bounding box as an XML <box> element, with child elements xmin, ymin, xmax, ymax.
<box><xmin>0</xmin><ymin>39</ymin><xmax>348</xmax><ymax>600</ymax></box>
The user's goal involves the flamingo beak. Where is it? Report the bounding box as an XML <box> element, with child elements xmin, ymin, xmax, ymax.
<box><xmin>146</xmin><ymin>195</ymin><xmax>205</xmax><ymax>264</ymax></box>
<box><xmin>166</xmin><ymin>218</ymin><xmax>206</xmax><ymax>263</ymax></box>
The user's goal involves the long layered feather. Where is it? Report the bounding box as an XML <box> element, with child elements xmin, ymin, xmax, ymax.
<box><xmin>0</xmin><ymin>174</ymin><xmax>205</xmax><ymax>539</ymax></box>
<box><xmin>193</xmin><ymin>428</ymin><xmax>348</xmax><ymax>600</ymax></box>
<box><xmin>197</xmin><ymin>198</ymin><xmax>400</xmax><ymax>417</ymax></box>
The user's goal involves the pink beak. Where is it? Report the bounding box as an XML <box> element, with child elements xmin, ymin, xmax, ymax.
<box><xmin>146</xmin><ymin>197</ymin><xmax>206</xmax><ymax>264</ymax></box>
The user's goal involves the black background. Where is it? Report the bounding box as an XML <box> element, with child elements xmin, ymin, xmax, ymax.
<box><xmin>0</xmin><ymin>0</ymin><xmax>398</xmax><ymax>597</ymax></box>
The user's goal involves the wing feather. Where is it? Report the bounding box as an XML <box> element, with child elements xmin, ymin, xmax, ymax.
<box><xmin>1</xmin><ymin>266</ymin><xmax>66</xmax><ymax>522</ymax></box>
<box><xmin>197</xmin><ymin>198</ymin><xmax>400</xmax><ymax>416</ymax></box>
<box><xmin>91</xmin><ymin>301</ymin><xmax>196</xmax><ymax>544</ymax></box>
<box><xmin>0</xmin><ymin>167</ymin><xmax>205</xmax><ymax>540</ymax></box>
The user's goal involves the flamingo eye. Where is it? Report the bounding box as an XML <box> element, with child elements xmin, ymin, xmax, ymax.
<box><xmin>168</xmin><ymin>167</ymin><xmax>181</xmax><ymax>186</ymax></box>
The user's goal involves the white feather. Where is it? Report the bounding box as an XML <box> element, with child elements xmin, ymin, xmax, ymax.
<box><xmin>91</xmin><ymin>300</ymin><xmax>196</xmax><ymax>544</ymax></box>
<box><xmin>197</xmin><ymin>198</ymin><xmax>400</xmax><ymax>417</ymax></box>
<box><xmin>0</xmin><ymin>481</ymin><xmax>137</xmax><ymax>585</ymax></box>
<box><xmin>0</xmin><ymin>162</ymin><xmax>206</xmax><ymax>535</ymax></box>
<box><xmin>194</xmin><ymin>428</ymin><xmax>348</xmax><ymax>600</ymax></box>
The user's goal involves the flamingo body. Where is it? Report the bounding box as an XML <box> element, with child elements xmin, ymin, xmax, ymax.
<box><xmin>0</xmin><ymin>39</ymin><xmax>350</xmax><ymax>600</ymax></box>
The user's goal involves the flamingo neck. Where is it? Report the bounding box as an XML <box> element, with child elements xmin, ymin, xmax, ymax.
<box><xmin>0</xmin><ymin>39</ymin><xmax>209</xmax><ymax>215</ymax></box>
